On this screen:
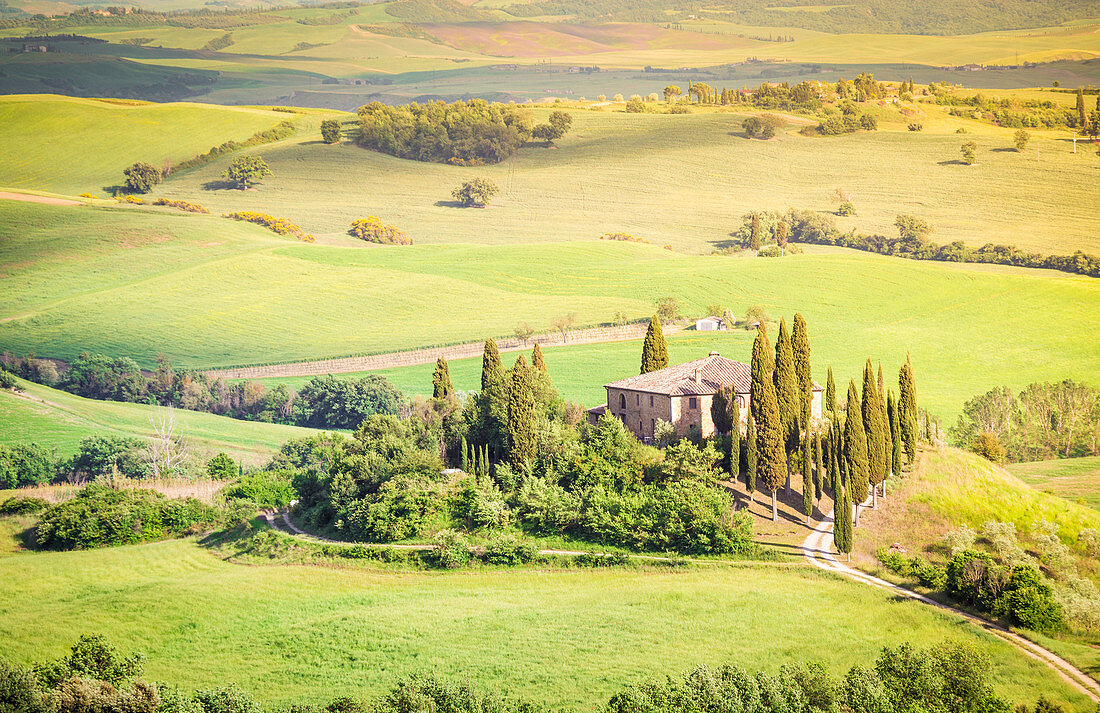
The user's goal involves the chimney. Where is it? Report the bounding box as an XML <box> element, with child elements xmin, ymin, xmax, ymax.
<box><xmin>709</xmin><ymin>350</ymin><xmax>720</xmax><ymax>357</ymax></box>
<box><xmin>694</xmin><ymin>368</ymin><xmax>701</xmax><ymax>386</ymax></box>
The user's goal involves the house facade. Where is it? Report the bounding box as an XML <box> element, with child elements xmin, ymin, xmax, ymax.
<box><xmin>588</xmin><ymin>351</ymin><xmax>822</xmax><ymax>443</ymax></box>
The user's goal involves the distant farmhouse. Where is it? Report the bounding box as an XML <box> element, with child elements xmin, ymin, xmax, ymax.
<box><xmin>589</xmin><ymin>351</ymin><xmax>822</xmax><ymax>443</ymax></box>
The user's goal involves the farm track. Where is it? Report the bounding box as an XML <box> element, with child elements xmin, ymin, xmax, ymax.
<box><xmin>206</xmin><ymin>324</ymin><xmax>685</xmax><ymax>380</ymax></box>
<box><xmin>0</xmin><ymin>191</ymin><xmax>81</xmax><ymax>206</ymax></box>
<box><xmin>802</xmin><ymin>505</ymin><xmax>1100</xmax><ymax>703</ymax></box>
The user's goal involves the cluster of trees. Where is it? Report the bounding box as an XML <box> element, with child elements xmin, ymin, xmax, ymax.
<box><xmin>289</xmin><ymin>340</ymin><xmax>753</xmax><ymax>555</ymax></box>
<box><xmin>0</xmin><ymin>353</ymin><xmax>403</xmax><ymax>429</ymax></box>
<box><xmin>935</xmin><ymin>87</ymin><xmax>1100</xmax><ymax>132</ymax></box>
<box><xmin>815</xmin><ymin>101</ymin><xmax>877</xmax><ymax>135</ymax></box>
<box><xmin>0</xmin><ymin>634</ymin><xmax>1063</xmax><ymax>713</ymax></box>
<box><xmin>356</xmin><ymin>100</ymin><xmax>570</xmax><ymax>165</ymax></box>
<box><xmin>0</xmin><ymin>436</ymin><xmax>154</xmax><ymax>488</ymax></box>
<box><xmin>948</xmin><ymin>380</ymin><xmax>1099</xmax><ymax>462</ymax></box>
<box><xmin>727</xmin><ymin>208</ymin><xmax>1100</xmax><ymax>278</ymax></box>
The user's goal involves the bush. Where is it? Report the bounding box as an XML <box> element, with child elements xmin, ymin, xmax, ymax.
<box><xmin>207</xmin><ymin>452</ymin><xmax>237</xmax><ymax>480</ymax></box>
<box><xmin>0</xmin><ymin>443</ymin><xmax>59</xmax><ymax>488</ymax></box>
<box><xmin>153</xmin><ymin>198</ymin><xmax>208</xmax><ymax>213</ymax></box>
<box><xmin>836</xmin><ymin>201</ymin><xmax>855</xmax><ymax>216</ymax></box>
<box><xmin>193</xmin><ymin>685</ymin><xmax>262</xmax><ymax>713</ymax></box>
<box><xmin>222</xmin><ymin>470</ymin><xmax>296</xmax><ymax>508</ymax></box>
<box><xmin>348</xmin><ymin>216</ymin><xmax>411</xmax><ymax>245</ymax></box>
<box><xmin>907</xmin><ymin>122</ymin><xmax>924</xmax><ymax>131</ymax></box>
<box><xmin>599</xmin><ymin>232</ymin><xmax>646</xmax><ymax>243</ymax></box>
<box><xmin>176</xmin><ymin>120</ymin><xmax>295</xmax><ymax>172</ymax></box>
<box><xmin>35</xmin><ymin>485</ymin><xmax>223</xmax><ymax>550</ymax></box>
<box><xmin>320</xmin><ymin>118</ymin><xmax>341</xmax><ymax>144</ymax></box>
<box><xmin>70</xmin><ymin>436</ymin><xmax>148</xmax><ymax>479</ymax></box>
<box><xmin>971</xmin><ymin>432</ymin><xmax>1004</xmax><ymax>462</ymax></box>
<box><xmin>481</xmin><ymin>532</ymin><xmax>537</xmax><ymax>565</ymax></box>
<box><xmin>452</xmin><ymin>178</ymin><xmax>498</xmax><ymax>207</ymax></box>
<box><xmin>624</xmin><ymin>98</ymin><xmax>646</xmax><ymax>113</ymax></box>
<box><xmin>0</xmin><ymin>496</ymin><xmax>50</xmax><ymax>515</ymax></box>
<box><xmin>757</xmin><ymin>244</ymin><xmax>782</xmax><ymax>257</ymax></box>
<box><xmin>123</xmin><ymin>162</ymin><xmax>161</xmax><ymax>193</ymax></box>
<box><xmin>292</xmin><ymin>374</ymin><xmax>403</xmax><ymax>429</ymax></box>
<box><xmin>429</xmin><ymin>529</ymin><xmax>471</xmax><ymax>569</ymax></box>
<box><xmin>223</xmin><ymin>211</ymin><xmax>314</xmax><ymax>242</ymax></box>
<box><xmin>0</xmin><ymin>370</ymin><xmax>17</xmax><ymax>390</ymax></box>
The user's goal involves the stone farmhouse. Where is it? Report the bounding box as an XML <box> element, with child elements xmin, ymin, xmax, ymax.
<box><xmin>588</xmin><ymin>351</ymin><xmax>822</xmax><ymax>443</ymax></box>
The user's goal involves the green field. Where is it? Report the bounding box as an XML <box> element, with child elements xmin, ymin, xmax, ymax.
<box><xmin>0</xmin><ymin>377</ymin><xmax>319</xmax><ymax>463</ymax></box>
<box><xmin>2</xmin><ymin>197</ymin><xmax>1098</xmax><ymax>421</ymax></box>
<box><xmin>0</xmin><ymin>95</ymin><xmax>292</xmax><ymax>195</ymax></box>
<box><xmin>0</xmin><ymin>536</ymin><xmax>1092</xmax><ymax>710</ymax></box>
<box><xmin>1007</xmin><ymin>457</ymin><xmax>1100</xmax><ymax>511</ymax></box>
<box><xmin>149</xmin><ymin>107</ymin><xmax>1100</xmax><ymax>256</ymax></box>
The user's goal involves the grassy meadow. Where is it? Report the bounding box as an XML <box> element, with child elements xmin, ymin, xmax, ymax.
<box><xmin>1007</xmin><ymin>457</ymin><xmax>1100</xmax><ymax>511</ymax></box>
<box><xmin>0</xmin><ymin>377</ymin><xmax>319</xmax><ymax>463</ymax></box>
<box><xmin>0</xmin><ymin>95</ymin><xmax>294</xmax><ymax>195</ymax></box>
<box><xmin>0</xmin><ymin>536</ymin><xmax>1092</xmax><ymax>710</ymax></box>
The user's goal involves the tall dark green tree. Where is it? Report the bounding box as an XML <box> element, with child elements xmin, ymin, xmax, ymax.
<box><xmin>774</xmin><ymin>318</ymin><xmax>800</xmax><ymax>450</ymax></box>
<box><xmin>482</xmin><ymin>338</ymin><xmax>503</xmax><ymax>390</ymax></box>
<box><xmin>1077</xmin><ymin>87</ymin><xmax>1088</xmax><ymax>129</ymax></box>
<box><xmin>825</xmin><ymin>366</ymin><xmax>837</xmax><ymax>414</ymax></box>
<box><xmin>711</xmin><ymin>386</ymin><xmax>736</xmax><ymax>475</ymax></box>
<box><xmin>899</xmin><ymin>355</ymin><xmax>918</xmax><ymax>465</ymax></box>
<box><xmin>844</xmin><ymin>380</ymin><xmax>869</xmax><ymax>525</ymax></box>
<box><xmin>432</xmin><ymin>356</ymin><xmax>454</xmax><ymax>400</ymax></box>
<box><xmin>532</xmin><ymin>343</ymin><xmax>547</xmax><ymax>374</ymax></box>
<box><xmin>507</xmin><ymin>355</ymin><xmax>536</xmax><ymax>468</ymax></box>
<box><xmin>887</xmin><ymin>390</ymin><xmax>901</xmax><ymax>491</ymax></box>
<box><xmin>478</xmin><ymin>338</ymin><xmax>508</xmax><ymax>459</ymax></box>
<box><xmin>757</xmin><ymin>362</ymin><xmax>788</xmax><ymax>522</ymax></box>
<box><xmin>877</xmin><ymin>362</ymin><xmax>885</xmax><ymax>400</ymax></box>
<box><xmin>750</xmin><ymin>325</ymin><xmax>772</xmax><ymax>429</ymax></box>
<box><xmin>746</xmin><ymin>412</ymin><xmax>758</xmax><ymax>497</ymax></box>
<box><xmin>814</xmin><ymin>431</ymin><xmax>823</xmax><ymax>501</ymax></box>
<box><xmin>862</xmin><ymin>360</ymin><xmax>887</xmax><ymax>508</ymax></box>
<box><xmin>801</xmin><ymin>417</ymin><xmax>813</xmax><ymax>524</ymax></box>
<box><xmin>834</xmin><ymin>466</ymin><xmax>853</xmax><ymax>561</ymax></box>
<box><xmin>729</xmin><ymin>395</ymin><xmax>741</xmax><ymax>483</ymax></box>
<box><xmin>792</xmin><ymin>313</ymin><xmax>813</xmax><ymax>424</ymax></box>
<box><xmin>640</xmin><ymin>315</ymin><xmax>669</xmax><ymax>374</ymax></box>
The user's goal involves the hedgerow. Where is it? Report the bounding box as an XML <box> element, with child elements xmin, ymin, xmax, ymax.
<box><xmin>223</xmin><ymin>211</ymin><xmax>314</xmax><ymax>242</ymax></box>
<box><xmin>175</xmin><ymin>119</ymin><xmax>296</xmax><ymax>172</ymax></box>
<box><xmin>153</xmin><ymin>198</ymin><xmax>208</xmax><ymax>213</ymax></box>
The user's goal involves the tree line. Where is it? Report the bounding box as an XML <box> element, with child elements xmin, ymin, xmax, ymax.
<box><xmin>0</xmin><ymin>633</ymin><xmax>1069</xmax><ymax>713</ymax></box>
<box><xmin>725</xmin><ymin>208</ymin><xmax>1100</xmax><ymax>278</ymax></box>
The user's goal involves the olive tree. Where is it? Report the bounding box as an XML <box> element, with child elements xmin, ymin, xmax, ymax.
<box><xmin>223</xmin><ymin>155</ymin><xmax>272</xmax><ymax>189</ymax></box>
<box><xmin>452</xmin><ymin>178</ymin><xmax>499</xmax><ymax>207</ymax></box>
<box><xmin>123</xmin><ymin>162</ymin><xmax>161</xmax><ymax>194</ymax></box>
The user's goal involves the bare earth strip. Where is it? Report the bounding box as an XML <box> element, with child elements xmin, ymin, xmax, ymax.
<box><xmin>802</xmin><ymin>506</ymin><xmax>1100</xmax><ymax>703</ymax></box>
<box><xmin>206</xmin><ymin>323</ymin><xmax>683</xmax><ymax>380</ymax></box>
<box><xmin>0</xmin><ymin>191</ymin><xmax>81</xmax><ymax>206</ymax></box>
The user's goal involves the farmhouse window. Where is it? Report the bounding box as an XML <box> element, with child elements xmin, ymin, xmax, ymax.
<box><xmin>649</xmin><ymin>395</ymin><xmax>654</xmax><ymax>407</ymax></box>
<box><xmin>689</xmin><ymin>397</ymin><xmax>698</xmax><ymax>409</ymax></box>
<box><xmin>620</xmin><ymin>394</ymin><xmax>626</xmax><ymax>409</ymax></box>
<box><xmin>636</xmin><ymin>394</ymin><xmax>640</xmax><ymax>405</ymax></box>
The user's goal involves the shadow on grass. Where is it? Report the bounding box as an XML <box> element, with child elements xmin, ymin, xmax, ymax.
<box><xmin>936</xmin><ymin>159</ymin><xmax>971</xmax><ymax>166</ymax></box>
<box><xmin>433</xmin><ymin>199</ymin><xmax>476</xmax><ymax>208</ymax></box>
<box><xmin>201</xmin><ymin>179</ymin><xmax>241</xmax><ymax>191</ymax></box>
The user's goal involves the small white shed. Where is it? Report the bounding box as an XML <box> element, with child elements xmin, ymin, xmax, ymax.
<box><xmin>695</xmin><ymin>316</ymin><xmax>725</xmax><ymax>331</ymax></box>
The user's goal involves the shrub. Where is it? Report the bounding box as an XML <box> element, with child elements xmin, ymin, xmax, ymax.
<box><xmin>153</xmin><ymin>198</ymin><xmax>208</xmax><ymax>213</ymax></box>
<box><xmin>222</xmin><ymin>470</ymin><xmax>295</xmax><ymax>508</ymax></box>
<box><xmin>115</xmin><ymin>194</ymin><xmax>145</xmax><ymax>204</ymax></box>
<box><xmin>429</xmin><ymin>529</ymin><xmax>471</xmax><ymax>569</ymax></box>
<box><xmin>836</xmin><ymin>201</ymin><xmax>855</xmax><ymax>216</ymax></box>
<box><xmin>123</xmin><ymin>162</ymin><xmax>161</xmax><ymax>193</ymax></box>
<box><xmin>176</xmin><ymin>120</ymin><xmax>295</xmax><ymax>172</ymax></box>
<box><xmin>1080</xmin><ymin>528</ymin><xmax>1100</xmax><ymax>558</ymax></box>
<box><xmin>666</xmin><ymin>104</ymin><xmax>691</xmax><ymax>114</ymax></box>
<box><xmin>907</xmin><ymin>122</ymin><xmax>923</xmax><ymax>131</ymax></box>
<box><xmin>348</xmin><ymin>216</ymin><xmax>411</xmax><ymax>245</ymax></box>
<box><xmin>320</xmin><ymin>118</ymin><xmax>341</xmax><ymax>144</ymax></box>
<box><xmin>0</xmin><ymin>496</ymin><xmax>50</xmax><ymax>515</ymax></box>
<box><xmin>757</xmin><ymin>244</ymin><xmax>782</xmax><ymax>257</ymax></box>
<box><xmin>0</xmin><ymin>443</ymin><xmax>59</xmax><ymax>488</ymax></box>
<box><xmin>1014</xmin><ymin>129</ymin><xmax>1030</xmax><ymax>151</ymax></box>
<box><xmin>960</xmin><ymin>140</ymin><xmax>977</xmax><ymax>165</ymax></box>
<box><xmin>193</xmin><ymin>685</ymin><xmax>262</xmax><ymax>713</ymax></box>
<box><xmin>613</xmin><ymin>93</ymin><xmax>624</xmax><ymax>101</ymax></box>
<box><xmin>78</xmin><ymin>192</ymin><xmax>97</xmax><ymax>199</ymax></box>
<box><xmin>292</xmin><ymin>374</ymin><xmax>403</xmax><ymax>429</ymax></box>
<box><xmin>223</xmin><ymin>211</ymin><xmax>314</xmax><ymax>242</ymax></box>
<box><xmin>971</xmin><ymin>432</ymin><xmax>1004</xmax><ymax>462</ymax></box>
<box><xmin>452</xmin><ymin>178</ymin><xmax>498</xmax><ymax>207</ymax></box>
<box><xmin>624</xmin><ymin>98</ymin><xmax>646</xmax><ymax>113</ymax></box>
<box><xmin>482</xmin><ymin>532</ymin><xmax>537</xmax><ymax>565</ymax></box>
<box><xmin>860</xmin><ymin>113</ymin><xmax>878</xmax><ymax>130</ymax></box>
<box><xmin>599</xmin><ymin>232</ymin><xmax>646</xmax><ymax>243</ymax></box>
<box><xmin>0</xmin><ymin>370</ymin><xmax>17</xmax><ymax>390</ymax></box>
<box><xmin>70</xmin><ymin>436</ymin><xmax>148</xmax><ymax>479</ymax></box>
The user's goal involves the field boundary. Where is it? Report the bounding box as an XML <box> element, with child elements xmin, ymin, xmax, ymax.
<box><xmin>205</xmin><ymin>323</ymin><xmax>683</xmax><ymax>380</ymax></box>
<box><xmin>802</xmin><ymin>507</ymin><xmax>1100</xmax><ymax>703</ymax></box>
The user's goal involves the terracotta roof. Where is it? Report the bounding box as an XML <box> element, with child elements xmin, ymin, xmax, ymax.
<box><xmin>605</xmin><ymin>351</ymin><xmax>823</xmax><ymax>397</ymax></box>
<box><xmin>605</xmin><ymin>352</ymin><xmax>751</xmax><ymax>396</ymax></box>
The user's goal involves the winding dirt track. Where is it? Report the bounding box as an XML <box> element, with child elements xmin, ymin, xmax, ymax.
<box><xmin>802</xmin><ymin>507</ymin><xmax>1100</xmax><ymax>704</ymax></box>
<box><xmin>0</xmin><ymin>191</ymin><xmax>81</xmax><ymax>206</ymax></box>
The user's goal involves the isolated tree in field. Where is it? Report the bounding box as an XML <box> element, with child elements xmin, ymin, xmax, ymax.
<box><xmin>123</xmin><ymin>162</ymin><xmax>161</xmax><ymax>194</ymax></box>
<box><xmin>755</xmin><ymin>354</ymin><xmax>787</xmax><ymax>522</ymax></box>
<box><xmin>320</xmin><ymin>119</ymin><xmax>341</xmax><ymax>144</ymax></box>
<box><xmin>899</xmin><ymin>355</ymin><xmax>918</xmax><ymax>464</ymax></box>
<box><xmin>532</xmin><ymin>343</ymin><xmax>547</xmax><ymax>373</ymax></box>
<box><xmin>746</xmin><ymin>412</ymin><xmax>758</xmax><ymax>495</ymax></box>
<box><xmin>773</xmin><ymin>318</ymin><xmax>799</xmax><ymax>455</ymax></box>
<box><xmin>825</xmin><ymin>366</ymin><xmax>836</xmax><ymax>414</ymax></box>
<box><xmin>551</xmin><ymin>313</ymin><xmax>577</xmax><ymax>343</ymax></box>
<box><xmin>664</xmin><ymin>85</ymin><xmax>681</xmax><ymax>102</ymax></box>
<box><xmin>801</xmin><ymin>419</ymin><xmax>813</xmax><ymax>523</ymax></box>
<box><xmin>792</xmin><ymin>313</ymin><xmax>812</xmax><ymax>425</ymax></box>
<box><xmin>1013</xmin><ymin>129</ymin><xmax>1030</xmax><ymax>152</ymax></box>
<box><xmin>223</xmin><ymin>155</ymin><xmax>271</xmax><ymax>189</ymax></box>
<box><xmin>960</xmin><ymin>140</ymin><xmax>977</xmax><ymax>165</ymax></box>
<box><xmin>432</xmin><ymin>356</ymin><xmax>454</xmax><ymax>401</ymax></box>
<box><xmin>843</xmin><ymin>380</ymin><xmax>869</xmax><ymax>524</ymax></box>
<box><xmin>862</xmin><ymin>360</ymin><xmax>887</xmax><ymax>507</ymax></box>
<box><xmin>888</xmin><ymin>390</ymin><xmax>902</xmax><ymax>477</ymax></box>
<box><xmin>507</xmin><ymin>355</ymin><xmax>536</xmax><ymax>467</ymax></box>
<box><xmin>514</xmin><ymin>323</ymin><xmax>535</xmax><ymax>346</ymax></box>
<box><xmin>452</xmin><ymin>178</ymin><xmax>498</xmax><ymax>207</ymax></box>
<box><xmin>640</xmin><ymin>315</ymin><xmax>668</xmax><ymax>374</ymax></box>
<box><xmin>533</xmin><ymin>111</ymin><xmax>572</xmax><ymax>146</ymax></box>
<box><xmin>895</xmin><ymin>214</ymin><xmax>932</xmax><ymax>245</ymax></box>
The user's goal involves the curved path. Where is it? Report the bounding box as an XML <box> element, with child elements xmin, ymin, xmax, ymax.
<box><xmin>802</xmin><ymin>508</ymin><xmax>1100</xmax><ymax>704</ymax></box>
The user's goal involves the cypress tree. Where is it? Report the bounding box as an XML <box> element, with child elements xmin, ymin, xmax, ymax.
<box><xmin>507</xmin><ymin>355</ymin><xmax>537</xmax><ymax>468</ymax></box>
<box><xmin>750</xmin><ymin>325</ymin><xmax>772</xmax><ymax>429</ymax></box>
<box><xmin>801</xmin><ymin>418</ymin><xmax>813</xmax><ymax>524</ymax></box>
<box><xmin>432</xmin><ymin>356</ymin><xmax>454</xmax><ymax>400</ymax></box>
<box><xmin>746</xmin><ymin>412</ymin><xmax>758</xmax><ymax>498</ymax></box>
<box><xmin>844</xmin><ymin>380</ymin><xmax>869</xmax><ymax>525</ymax></box>
<box><xmin>814</xmin><ymin>431</ymin><xmax>823</xmax><ymax>501</ymax></box>
<box><xmin>532</xmin><ymin>343</ymin><xmax>547</xmax><ymax>373</ymax></box>
<box><xmin>877</xmin><ymin>362</ymin><xmax>885</xmax><ymax>401</ymax></box>
<box><xmin>774</xmin><ymin>318</ymin><xmax>799</xmax><ymax>450</ymax></box>
<box><xmin>479</xmin><ymin>338</ymin><xmax>508</xmax><ymax>460</ymax></box>
<box><xmin>640</xmin><ymin>315</ymin><xmax>669</xmax><ymax>374</ymax></box>
<box><xmin>792</xmin><ymin>313</ymin><xmax>813</xmax><ymax>424</ymax></box>
<box><xmin>834</xmin><ymin>468</ymin><xmax>853</xmax><ymax>561</ymax></box>
<box><xmin>482</xmin><ymin>338</ymin><xmax>502</xmax><ymax>390</ymax></box>
<box><xmin>1077</xmin><ymin>87</ymin><xmax>1087</xmax><ymax>128</ymax></box>
<box><xmin>710</xmin><ymin>386</ymin><xmax>737</xmax><ymax>475</ymax></box>
<box><xmin>757</xmin><ymin>363</ymin><xmax>787</xmax><ymax>522</ymax></box>
<box><xmin>862</xmin><ymin>360</ymin><xmax>887</xmax><ymax>508</ymax></box>
<box><xmin>899</xmin><ymin>355</ymin><xmax>917</xmax><ymax>465</ymax></box>
<box><xmin>460</xmin><ymin>436</ymin><xmax>469</xmax><ymax>472</ymax></box>
<box><xmin>729</xmin><ymin>395</ymin><xmax>741</xmax><ymax>483</ymax></box>
<box><xmin>750</xmin><ymin>212</ymin><xmax>763</xmax><ymax>250</ymax></box>
<box><xmin>825</xmin><ymin>366</ymin><xmax>836</xmax><ymax>413</ymax></box>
